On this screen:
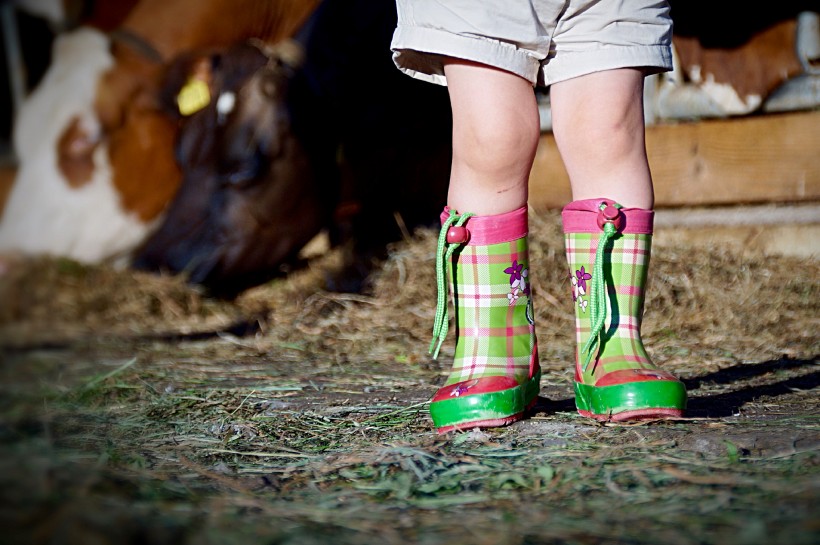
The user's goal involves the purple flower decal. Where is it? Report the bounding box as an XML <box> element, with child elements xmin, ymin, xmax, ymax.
<box><xmin>504</xmin><ymin>260</ymin><xmax>524</xmax><ymax>285</ymax></box>
<box><xmin>506</xmin><ymin>259</ymin><xmax>529</xmax><ymax>306</ymax></box>
<box><xmin>575</xmin><ymin>266</ymin><xmax>592</xmax><ymax>293</ymax></box>
<box><xmin>450</xmin><ymin>383</ymin><xmax>470</xmax><ymax>397</ymax></box>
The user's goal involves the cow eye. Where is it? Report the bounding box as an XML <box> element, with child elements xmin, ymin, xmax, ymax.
<box><xmin>221</xmin><ymin>149</ymin><xmax>265</xmax><ymax>187</ymax></box>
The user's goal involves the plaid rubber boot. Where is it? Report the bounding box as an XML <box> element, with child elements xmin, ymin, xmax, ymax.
<box><xmin>429</xmin><ymin>206</ymin><xmax>541</xmax><ymax>433</ymax></box>
<box><xmin>563</xmin><ymin>199</ymin><xmax>686</xmax><ymax>421</ymax></box>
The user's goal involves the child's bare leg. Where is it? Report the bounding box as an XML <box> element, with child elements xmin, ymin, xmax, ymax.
<box><xmin>443</xmin><ymin>59</ymin><xmax>540</xmax><ymax>215</ymax></box>
<box><xmin>549</xmin><ymin>68</ymin><xmax>654</xmax><ymax>209</ymax></box>
<box><xmin>427</xmin><ymin>60</ymin><xmax>542</xmax><ymax>433</ymax></box>
<box><xmin>553</xmin><ymin>68</ymin><xmax>686</xmax><ymax>421</ymax></box>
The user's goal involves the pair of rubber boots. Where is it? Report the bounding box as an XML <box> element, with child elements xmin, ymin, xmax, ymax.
<box><xmin>428</xmin><ymin>199</ymin><xmax>687</xmax><ymax>433</ymax></box>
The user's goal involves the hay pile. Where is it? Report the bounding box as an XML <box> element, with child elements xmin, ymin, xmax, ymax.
<box><xmin>0</xmin><ymin>209</ymin><xmax>816</xmax><ymax>378</ymax></box>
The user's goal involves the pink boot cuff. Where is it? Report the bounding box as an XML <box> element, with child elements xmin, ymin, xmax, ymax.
<box><xmin>440</xmin><ymin>205</ymin><xmax>528</xmax><ymax>245</ymax></box>
<box><xmin>561</xmin><ymin>199</ymin><xmax>654</xmax><ymax>235</ymax></box>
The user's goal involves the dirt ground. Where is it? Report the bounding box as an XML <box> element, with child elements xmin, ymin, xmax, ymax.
<box><xmin>0</xmin><ymin>209</ymin><xmax>817</xmax><ymax>545</ymax></box>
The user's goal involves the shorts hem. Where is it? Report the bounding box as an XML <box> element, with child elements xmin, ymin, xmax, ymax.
<box><xmin>391</xmin><ymin>25</ymin><xmax>542</xmax><ymax>86</ymax></box>
<box><xmin>541</xmin><ymin>45</ymin><xmax>672</xmax><ymax>86</ymax></box>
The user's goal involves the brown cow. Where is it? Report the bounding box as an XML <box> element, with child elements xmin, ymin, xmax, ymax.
<box><xmin>133</xmin><ymin>0</ymin><xmax>452</xmax><ymax>296</ymax></box>
<box><xmin>95</xmin><ymin>0</ymin><xmax>321</xmax><ymax>223</ymax></box>
<box><xmin>132</xmin><ymin>42</ymin><xmax>328</xmax><ymax>297</ymax></box>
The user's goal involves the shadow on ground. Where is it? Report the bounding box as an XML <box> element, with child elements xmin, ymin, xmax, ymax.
<box><xmin>534</xmin><ymin>356</ymin><xmax>819</xmax><ymax>419</ymax></box>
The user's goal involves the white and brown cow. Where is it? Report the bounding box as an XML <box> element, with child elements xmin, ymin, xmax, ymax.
<box><xmin>654</xmin><ymin>1</ymin><xmax>819</xmax><ymax>119</ymax></box>
<box><xmin>0</xmin><ymin>0</ymin><xmax>320</xmax><ymax>263</ymax></box>
<box><xmin>1</xmin><ymin>27</ymin><xmax>141</xmax><ymax>262</ymax></box>
<box><xmin>2</xmin><ymin>0</ymin><xmax>452</xmax><ymax>296</ymax></box>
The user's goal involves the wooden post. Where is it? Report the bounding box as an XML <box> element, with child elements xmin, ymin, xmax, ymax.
<box><xmin>529</xmin><ymin>109</ymin><xmax>820</xmax><ymax>209</ymax></box>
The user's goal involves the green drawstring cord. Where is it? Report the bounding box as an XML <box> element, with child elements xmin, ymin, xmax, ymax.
<box><xmin>581</xmin><ymin>202</ymin><xmax>622</xmax><ymax>371</ymax></box>
<box><xmin>430</xmin><ymin>210</ymin><xmax>474</xmax><ymax>360</ymax></box>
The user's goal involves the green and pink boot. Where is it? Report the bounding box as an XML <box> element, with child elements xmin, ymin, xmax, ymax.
<box><xmin>428</xmin><ymin>206</ymin><xmax>541</xmax><ymax>433</ymax></box>
<box><xmin>563</xmin><ymin>199</ymin><xmax>686</xmax><ymax>421</ymax></box>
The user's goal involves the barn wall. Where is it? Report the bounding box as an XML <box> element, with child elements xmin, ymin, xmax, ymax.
<box><xmin>529</xmin><ymin>109</ymin><xmax>820</xmax><ymax>209</ymax></box>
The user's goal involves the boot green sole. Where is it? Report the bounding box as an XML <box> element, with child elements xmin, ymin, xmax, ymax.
<box><xmin>575</xmin><ymin>379</ymin><xmax>686</xmax><ymax>421</ymax></box>
<box><xmin>430</xmin><ymin>372</ymin><xmax>541</xmax><ymax>433</ymax></box>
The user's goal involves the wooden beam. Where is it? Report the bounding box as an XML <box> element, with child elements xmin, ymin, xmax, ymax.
<box><xmin>529</xmin><ymin>109</ymin><xmax>820</xmax><ymax>209</ymax></box>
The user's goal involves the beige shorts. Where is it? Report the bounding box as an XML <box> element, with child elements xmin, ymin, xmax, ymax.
<box><xmin>391</xmin><ymin>0</ymin><xmax>673</xmax><ymax>87</ymax></box>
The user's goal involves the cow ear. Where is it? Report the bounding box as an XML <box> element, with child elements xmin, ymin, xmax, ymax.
<box><xmin>271</xmin><ymin>40</ymin><xmax>305</xmax><ymax>71</ymax></box>
<box><xmin>160</xmin><ymin>52</ymin><xmax>215</xmax><ymax>118</ymax></box>
<box><xmin>177</xmin><ymin>56</ymin><xmax>214</xmax><ymax>116</ymax></box>
<box><xmin>249</xmin><ymin>38</ymin><xmax>303</xmax><ymax>81</ymax></box>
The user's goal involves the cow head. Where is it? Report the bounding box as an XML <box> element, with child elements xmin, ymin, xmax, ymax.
<box><xmin>132</xmin><ymin>42</ymin><xmax>327</xmax><ymax>298</ymax></box>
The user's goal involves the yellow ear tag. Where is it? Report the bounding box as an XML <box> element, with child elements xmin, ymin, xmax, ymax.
<box><xmin>177</xmin><ymin>78</ymin><xmax>210</xmax><ymax>116</ymax></box>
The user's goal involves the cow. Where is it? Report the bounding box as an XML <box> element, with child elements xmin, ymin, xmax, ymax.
<box><xmin>0</xmin><ymin>0</ymin><xmax>136</xmax><ymax>259</ymax></box>
<box><xmin>654</xmin><ymin>1</ymin><xmax>819</xmax><ymax>119</ymax></box>
<box><xmin>132</xmin><ymin>0</ymin><xmax>452</xmax><ymax>297</ymax></box>
<box><xmin>0</xmin><ymin>0</ymin><xmax>320</xmax><ymax>263</ymax></box>
<box><xmin>1</xmin><ymin>0</ymin><xmax>451</xmax><ymax>297</ymax></box>
<box><xmin>0</xmin><ymin>27</ymin><xmax>142</xmax><ymax>263</ymax></box>
<box><xmin>131</xmin><ymin>41</ymin><xmax>330</xmax><ymax>297</ymax></box>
